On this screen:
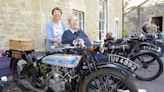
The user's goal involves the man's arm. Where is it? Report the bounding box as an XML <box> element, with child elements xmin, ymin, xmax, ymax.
<box><xmin>81</xmin><ymin>31</ymin><xmax>92</xmax><ymax>46</ymax></box>
<box><xmin>62</xmin><ymin>31</ymin><xmax>73</xmax><ymax>45</ymax></box>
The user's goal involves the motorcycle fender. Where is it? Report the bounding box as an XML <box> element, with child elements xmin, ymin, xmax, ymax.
<box><xmin>80</xmin><ymin>64</ymin><xmax>134</xmax><ymax>82</ymax></box>
<box><xmin>139</xmin><ymin>42</ymin><xmax>155</xmax><ymax>47</ymax></box>
<box><xmin>97</xmin><ymin>64</ymin><xmax>134</xmax><ymax>78</ymax></box>
<box><xmin>131</xmin><ymin>50</ymin><xmax>158</xmax><ymax>60</ymax></box>
<box><xmin>139</xmin><ymin>42</ymin><xmax>159</xmax><ymax>49</ymax></box>
<box><xmin>139</xmin><ymin>42</ymin><xmax>160</xmax><ymax>52</ymax></box>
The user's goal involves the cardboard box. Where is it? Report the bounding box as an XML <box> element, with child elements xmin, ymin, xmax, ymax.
<box><xmin>9</xmin><ymin>38</ymin><xmax>34</xmax><ymax>51</ymax></box>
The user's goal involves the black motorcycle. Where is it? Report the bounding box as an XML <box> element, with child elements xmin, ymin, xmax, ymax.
<box><xmin>104</xmin><ymin>37</ymin><xmax>163</xmax><ymax>81</ymax></box>
<box><xmin>9</xmin><ymin>44</ymin><xmax>139</xmax><ymax>92</ymax></box>
<box><xmin>143</xmin><ymin>34</ymin><xmax>164</xmax><ymax>57</ymax></box>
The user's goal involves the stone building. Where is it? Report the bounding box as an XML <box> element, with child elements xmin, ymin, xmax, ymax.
<box><xmin>124</xmin><ymin>0</ymin><xmax>164</xmax><ymax>35</ymax></box>
<box><xmin>0</xmin><ymin>0</ymin><xmax>123</xmax><ymax>50</ymax></box>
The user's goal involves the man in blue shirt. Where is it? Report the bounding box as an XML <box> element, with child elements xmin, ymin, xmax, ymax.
<box><xmin>62</xmin><ymin>15</ymin><xmax>108</xmax><ymax>62</ymax></box>
<box><xmin>62</xmin><ymin>16</ymin><xmax>91</xmax><ymax>47</ymax></box>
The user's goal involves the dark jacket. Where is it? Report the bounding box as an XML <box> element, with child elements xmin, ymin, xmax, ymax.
<box><xmin>62</xmin><ymin>29</ymin><xmax>91</xmax><ymax>47</ymax></box>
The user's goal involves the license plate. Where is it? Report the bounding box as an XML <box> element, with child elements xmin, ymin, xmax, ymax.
<box><xmin>108</xmin><ymin>54</ymin><xmax>139</xmax><ymax>72</ymax></box>
<box><xmin>142</xmin><ymin>46</ymin><xmax>161</xmax><ymax>52</ymax></box>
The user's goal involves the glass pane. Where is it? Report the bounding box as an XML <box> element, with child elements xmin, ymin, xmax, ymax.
<box><xmin>103</xmin><ymin>1</ymin><xmax>105</xmax><ymax>10</ymax></box>
<box><xmin>79</xmin><ymin>22</ymin><xmax>81</xmax><ymax>29</ymax></box>
<box><xmin>99</xmin><ymin>12</ymin><xmax>101</xmax><ymax>19</ymax></box>
<box><xmin>99</xmin><ymin>31</ymin><xmax>102</xmax><ymax>40</ymax></box>
<box><xmin>102</xmin><ymin>21</ymin><xmax>104</xmax><ymax>30</ymax></box>
<box><xmin>102</xmin><ymin>12</ymin><xmax>104</xmax><ymax>20</ymax></box>
<box><xmin>79</xmin><ymin>13</ymin><xmax>81</xmax><ymax>20</ymax></box>
<box><xmin>99</xmin><ymin>21</ymin><xmax>101</xmax><ymax>30</ymax></box>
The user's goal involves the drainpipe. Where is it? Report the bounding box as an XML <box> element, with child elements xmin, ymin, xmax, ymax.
<box><xmin>122</xmin><ymin>0</ymin><xmax>124</xmax><ymax>37</ymax></box>
<box><xmin>137</xmin><ymin>6</ymin><xmax>141</xmax><ymax>33</ymax></box>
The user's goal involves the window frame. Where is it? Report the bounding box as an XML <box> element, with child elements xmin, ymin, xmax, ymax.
<box><xmin>72</xmin><ymin>9</ymin><xmax>85</xmax><ymax>31</ymax></box>
<box><xmin>99</xmin><ymin>0</ymin><xmax>108</xmax><ymax>40</ymax></box>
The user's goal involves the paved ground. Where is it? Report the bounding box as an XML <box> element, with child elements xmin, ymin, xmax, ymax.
<box><xmin>135</xmin><ymin>56</ymin><xmax>164</xmax><ymax>92</ymax></box>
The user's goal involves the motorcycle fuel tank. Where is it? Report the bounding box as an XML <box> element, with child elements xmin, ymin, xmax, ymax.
<box><xmin>42</xmin><ymin>54</ymin><xmax>82</xmax><ymax>68</ymax></box>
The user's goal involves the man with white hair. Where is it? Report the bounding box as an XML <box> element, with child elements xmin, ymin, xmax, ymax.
<box><xmin>62</xmin><ymin>15</ymin><xmax>108</xmax><ymax>62</ymax></box>
<box><xmin>62</xmin><ymin>15</ymin><xmax>91</xmax><ymax>47</ymax></box>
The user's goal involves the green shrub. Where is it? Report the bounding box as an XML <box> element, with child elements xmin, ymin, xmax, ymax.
<box><xmin>123</xmin><ymin>30</ymin><xmax>129</xmax><ymax>38</ymax></box>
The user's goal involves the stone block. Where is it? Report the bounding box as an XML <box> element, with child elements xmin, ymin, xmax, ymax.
<box><xmin>20</xmin><ymin>0</ymin><xmax>40</xmax><ymax>12</ymax></box>
<box><xmin>1</xmin><ymin>0</ymin><xmax>20</xmax><ymax>8</ymax></box>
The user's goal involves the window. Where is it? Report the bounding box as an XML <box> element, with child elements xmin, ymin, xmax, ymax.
<box><xmin>99</xmin><ymin>0</ymin><xmax>107</xmax><ymax>40</ymax></box>
<box><xmin>73</xmin><ymin>10</ymin><xmax>85</xmax><ymax>30</ymax></box>
<box><xmin>114</xmin><ymin>20</ymin><xmax>119</xmax><ymax>39</ymax></box>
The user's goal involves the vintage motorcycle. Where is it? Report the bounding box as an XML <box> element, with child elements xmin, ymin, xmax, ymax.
<box><xmin>104</xmin><ymin>37</ymin><xmax>163</xmax><ymax>81</ymax></box>
<box><xmin>9</xmin><ymin>43</ymin><xmax>139</xmax><ymax>92</ymax></box>
<box><xmin>132</xmin><ymin>34</ymin><xmax>164</xmax><ymax>57</ymax></box>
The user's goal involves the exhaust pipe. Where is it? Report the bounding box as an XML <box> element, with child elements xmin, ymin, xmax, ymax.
<box><xmin>16</xmin><ymin>79</ymin><xmax>48</xmax><ymax>92</ymax></box>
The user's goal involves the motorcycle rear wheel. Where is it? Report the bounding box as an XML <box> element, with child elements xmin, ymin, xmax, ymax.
<box><xmin>131</xmin><ymin>52</ymin><xmax>163</xmax><ymax>81</ymax></box>
<box><xmin>78</xmin><ymin>68</ymin><xmax>138</xmax><ymax>92</ymax></box>
<box><xmin>156</xmin><ymin>41</ymin><xmax>164</xmax><ymax>57</ymax></box>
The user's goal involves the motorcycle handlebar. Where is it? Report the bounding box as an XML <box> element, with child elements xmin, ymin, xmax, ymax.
<box><xmin>51</xmin><ymin>45</ymin><xmax>81</xmax><ymax>50</ymax></box>
<box><xmin>51</xmin><ymin>43</ymin><xmax>105</xmax><ymax>53</ymax></box>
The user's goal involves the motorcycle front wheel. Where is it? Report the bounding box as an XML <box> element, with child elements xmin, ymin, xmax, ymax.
<box><xmin>10</xmin><ymin>58</ymin><xmax>39</xmax><ymax>91</ymax></box>
<box><xmin>78</xmin><ymin>68</ymin><xmax>138</xmax><ymax>92</ymax></box>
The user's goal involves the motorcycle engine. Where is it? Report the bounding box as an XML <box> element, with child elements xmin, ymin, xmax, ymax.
<box><xmin>48</xmin><ymin>66</ymin><xmax>76</xmax><ymax>92</ymax></box>
<box><xmin>49</xmin><ymin>74</ymin><xmax>65</xmax><ymax>92</ymax></box>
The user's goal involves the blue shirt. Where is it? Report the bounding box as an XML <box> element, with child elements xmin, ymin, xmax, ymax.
<box><xmin>62</xmin><ymin>29</ymin><xmax>91</xmax><ymax>47</ymax></box>
<box><xmin>46</xmin><ymin>20</ymin><xmax>65</xmax><ymax>51</ymax></box>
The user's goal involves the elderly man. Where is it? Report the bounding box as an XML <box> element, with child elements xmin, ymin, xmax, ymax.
<box><xmin>62</xmin><ymin>15</ymin><xmax>108</xmax><ymax>62</ymax></box>
<box><xmin>62</xmin><ymin>15</ymin><xmax>91</xmax><ymax>47</ymax></box>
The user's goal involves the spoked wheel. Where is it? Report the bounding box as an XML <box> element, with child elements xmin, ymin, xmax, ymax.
<box><xmin>78</xmin><ymin>68</ymin><xmax>138</xmax><ymax>92</ymax></box>
<box><xmin>10</xmin><ymin>58</ymin><xmax>43</xmax><ymax>91</ymax></box>
<box><xmin>131</xmin><ymin>52</ymin><xmax>163</xmax><ymax>81</ymax></box>
<box><xmin>156</xmin><ymin>41</ymin><xmax>164</xmax><ymax>57</ymax></box>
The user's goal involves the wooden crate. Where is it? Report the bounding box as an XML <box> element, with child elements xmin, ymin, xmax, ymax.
<box><xmin>9</xmin><ymin>38</ymin><xmax>34</xmax><ymax>51</ymax></box>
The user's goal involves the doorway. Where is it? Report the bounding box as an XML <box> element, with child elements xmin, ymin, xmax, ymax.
<box><xmin>152</xmin><ymin>17</ymin><xmax>163</xmax><ymax>32</ymax></box>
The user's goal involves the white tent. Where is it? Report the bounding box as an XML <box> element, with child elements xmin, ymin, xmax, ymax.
<box><xmin>124</xmin><ymin>0</ymin><xmax>149</xmax><ymax>14</ymax></box>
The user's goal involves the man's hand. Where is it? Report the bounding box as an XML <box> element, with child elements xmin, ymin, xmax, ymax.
<box><xmin>77</xmin><ymin>38</ymin><xmax>84</xmax><ymax>45</ymax></box>
<box><xmin>73</xmin><ymin>38</ymin><xmax>84</xmax><ymax>46</ymax></box>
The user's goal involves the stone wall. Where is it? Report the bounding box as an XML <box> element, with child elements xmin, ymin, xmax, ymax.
<box><xmin>108</xmin><ymin>0</ymin><xmax>123</xmax><ymax>39</ymax></box>
<box><xmin>0</xmin><ymin>0</ymin><xmax>123</xmax><ymax>50</ymax></box>
<box><xmin>0</xmin><ymin>0</ymin><xmax>70</xmax><ymax>51</ymax></box>
<box><xmin>85</xmin><ymin>0</ymin><xmax>99</xmax><ymax>40</ymax></box>
<box><xmin>124</xmin><ymin>3</ymin><xmax>164</xmax><ymax>35</ymax></box>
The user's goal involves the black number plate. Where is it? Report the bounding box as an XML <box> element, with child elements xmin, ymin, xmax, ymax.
<box><xmin>108</xmin><ymin>54</ymin><xmax>139</xmax><ymax>72</ymax></box>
